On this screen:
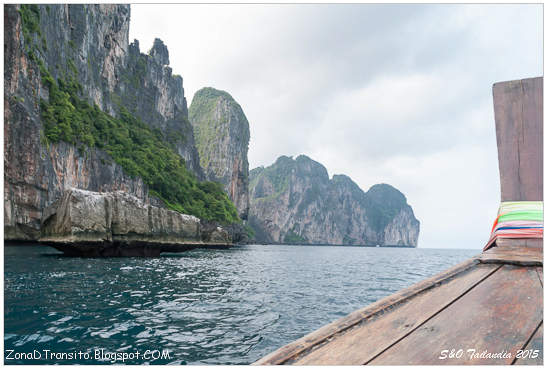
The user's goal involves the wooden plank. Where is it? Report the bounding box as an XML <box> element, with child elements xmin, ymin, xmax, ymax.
<box><xmin>289</xmin><ymin>264</ymin><xmax>499</xmax><ymax>365</ymax></box>
<box><xmin>495</xmin><ymin>238</ymin><xmax>543</xmax><ymax>249</ymax></box>
<box><xmin>492</xmin><ymin>77</ymin><xmax>543</xmax><ymax>202</ymax></box>
<box><xmin>369</xmin><ymin>265</ymin><xmax>543</xmax><ymax>365</ymax></box>
<box><xmin>520</xmin><ymin>77</ymin><xmax>543</xmax><ymax>201</ymax></box>
<box><xmin>514</xmin><ymin>322</ymin><xmax>543</xmax><ymax>365</ymax></box>
<box><xmin>478</xmin><ymin>255</ymin><xmax>542</xmax><ymax>266</ymax></box>
<box><xmin>253</xmin><ymin>258</ymin><xmax>482</xmax><ymax>365</ymax></box>
<box><xmin>485</xmin><ymin>243</ymin><xmax>543</xmax><ymax>255</ymax></box>
<box><xmin>479</xmin><ymin>243</ymin><xmax>543</xmax><ymax>266</ymax></box>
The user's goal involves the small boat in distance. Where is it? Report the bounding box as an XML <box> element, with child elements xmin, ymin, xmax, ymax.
<box><xmin>254</xmin><ymin>77</ymin><xmax>543</xmax><ymax>365</ymax></box>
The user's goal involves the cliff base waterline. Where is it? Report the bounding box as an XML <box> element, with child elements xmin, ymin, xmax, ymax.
<box><xmin>39</xmin><ymin>241</ymin><xmax>233</xmax><ymax>257</ymax></box>
<box><xmin>252</xmin><ymin>242</ymin><xmax>416</xmax><ymax>248</ymax></box>
<box><xmin>39</xmin><ymin>189</ymin><xmax>233</xmax><ymax>256</ymax></box>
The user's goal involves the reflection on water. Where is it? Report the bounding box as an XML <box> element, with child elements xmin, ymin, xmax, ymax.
<box><xmin>4</xmin><ymin>244</ymin><xmax>477</xmax><ymax>364</ymax></box>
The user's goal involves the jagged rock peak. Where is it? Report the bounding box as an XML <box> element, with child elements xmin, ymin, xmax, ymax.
<box><xmin>189</xmin><ymin>87</ymin><xmax>250</xmax><ymax>219</ymax></box>
<box><xmin>149</xmin><ymin>38</ymin><xmax>169</xmax><ymax>66</ymax></box>
<box><xmin>295</xmin><ymin>155</ymin><xmax>329</xmax><ymax>180</ymax></box>
<box><xmin>366</xmin><ymin>183</ymin><xmax>408</xmax><ymax>206</ymax></box>
<box><xmin>130</xmin><ymin>39</ymin><xmax>140</xmax><ymax>52</ymax></box>
<box><xmin>194</xmin><ymin>87</ymin><xmax>236</xmax><ymax>101</ymax></box>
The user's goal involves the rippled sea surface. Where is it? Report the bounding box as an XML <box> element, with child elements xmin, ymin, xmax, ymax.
<box><xmin>4</xmin><ymin>244</ymin><xmax>477</xmax><ymax>364</ymax></box>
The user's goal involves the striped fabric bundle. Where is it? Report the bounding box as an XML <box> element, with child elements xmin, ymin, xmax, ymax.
<box><xmin>484</xmin><ymin>201</ymin><xmax>543</xmax><ymax>251</ymax></box>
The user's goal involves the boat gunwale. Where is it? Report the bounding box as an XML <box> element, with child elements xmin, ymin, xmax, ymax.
<box><xmin>253</xmin><ymin>256</ymin><xmax>483</xmax><ymax>365</ymax></box>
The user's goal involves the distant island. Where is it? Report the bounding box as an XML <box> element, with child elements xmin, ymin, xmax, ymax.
<box><xmin>4</xmin><ymin>4</ymin><xmax>419</xmax><ymax>253</ymax></box>
<box><xmin>248</xmin><ymin>155</ymin><xmax>419</xmax><ymax>247</ymax></box>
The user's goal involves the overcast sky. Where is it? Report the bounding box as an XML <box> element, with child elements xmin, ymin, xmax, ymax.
<box><xmin>129</xmin><ymin>4</ymin><xmax>542</xmax><ymax>249</ymax></box>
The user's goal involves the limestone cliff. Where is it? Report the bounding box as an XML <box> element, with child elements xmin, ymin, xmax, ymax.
<box><xmin>248</xmin><ymin>155</ymin><xmax>420</xmax><ymax>246</ymax></box>
<box><xmin>41</xmin><ymin>189</ymin><xmax>231</xmax><ymax>256</ymax></box>
<box><xmin>189</xmin><ymin>87</ymin><xmax>250</xmax><ymax>219</ymax></box>
<box><xmin>4</xmin><ymin>4</ymin><xmax>205</xmax><ymax>240</ymax></box>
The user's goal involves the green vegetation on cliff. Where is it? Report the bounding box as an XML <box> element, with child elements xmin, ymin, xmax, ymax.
<box><xmin>20</xmin><ymin>7</ymin><xmax>239</xmax><ymax>224</ymax></box>
<box><xmin>19</xmin><ymin>5</ymin><xmax>41</xmax><ymax>42</ymax></box>
<box><xmin>283</xmin><ymin>230</ymin><xmax>307</xmax><ymax>244</ymax></box>
<box><xmin>39</xmin><ymin>76</ymin><xmax>238</xmax><ymax>223</ymax></box>
<box><xmin>189</xmin><ymin>87</ymin><xmax>250</xmax><ymax>171</ymax></box>
<box><xmin>249</xmin><ymin>156</ymin><xmax>294</xmax><ymax>201</ymax></box>
<box><xmin>19</xmin><ymin>5</ymin><xmax>47</xmax><ymax>55</ymax></box>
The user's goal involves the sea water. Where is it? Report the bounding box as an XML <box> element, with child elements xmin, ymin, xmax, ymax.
<box><xmin>4</xmin><ymin>244</ymin><xmax>477</xmax><ymax>364</ymax></box>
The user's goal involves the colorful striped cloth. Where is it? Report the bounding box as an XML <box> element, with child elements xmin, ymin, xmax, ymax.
<box><xmin>484</xmin><ymin>201</ymin><xmax>543</xmax><ymax>251</ymax></box>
